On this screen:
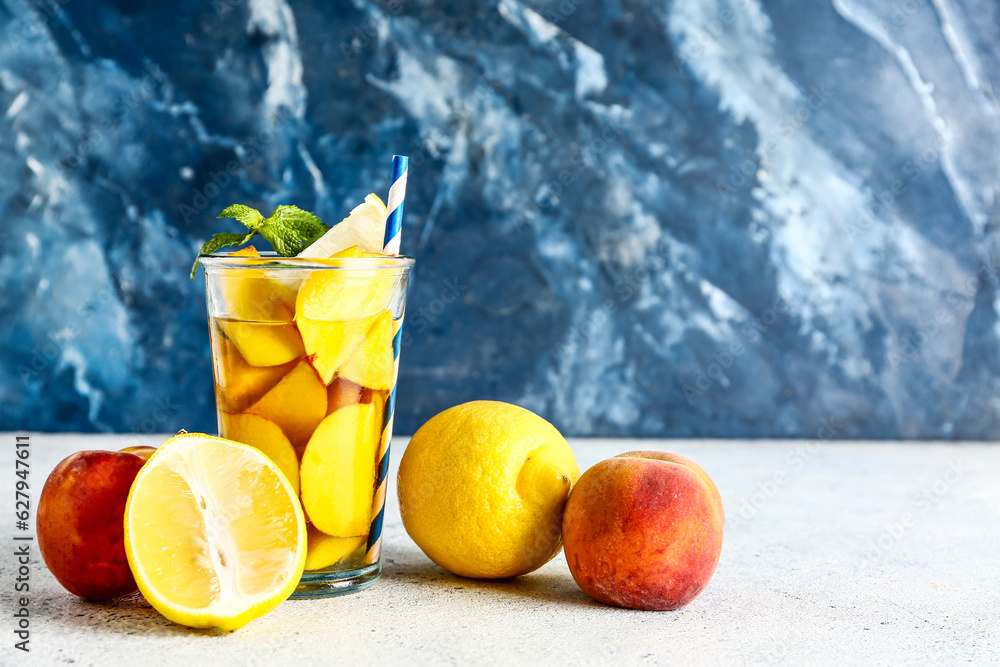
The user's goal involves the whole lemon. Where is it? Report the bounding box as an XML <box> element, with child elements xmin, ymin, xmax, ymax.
<box><xmin>398</xmin><ymin>401</ymin><xmax>580</xmax><ymax>578</ymax></box>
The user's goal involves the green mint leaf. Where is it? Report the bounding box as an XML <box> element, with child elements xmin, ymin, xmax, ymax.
<box><xmin>189</xmin><ymin>231</ymin><xmax>255</xmax><ymax>279</ymax></box>
<box><xmin>257</xmin><ymin>223</ymin><xmax>306</xmax><ymax>257</ymax></box>
<box><xmin>256</xmin><ymin>205</ymin><xmax>330</xmax><ymax>256</ymax></box>
<box><xmin>268</xmin><ymin>205</ymin><xmax>325</xmax><ymax>237</ymax></box>
<box><xmin>217</xmin><ymin>204</ymin><xmax>264</xmax><ymax>230</ymax></box>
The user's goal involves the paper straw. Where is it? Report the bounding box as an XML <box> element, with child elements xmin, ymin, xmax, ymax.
<box><xmin>366</xmin><ymin>155</ymin><xmax>408</xmax><ymax>565</ymax></box>
<box><xmin>382</xmin><ymin>155</ymin><xmax>408</xmax><ymax>255</ymax></box>
<box><xmin>364</xmin><ymin>322</ymin><xmax>402</xmax><ymax>566</ymax></box>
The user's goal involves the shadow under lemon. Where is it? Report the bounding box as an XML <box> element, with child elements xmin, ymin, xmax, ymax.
<box><xmin>379</xmin><ymin>544</ymin><xmax>597</xmax><ymax>609</ymax></box>
<box><xmin>33</xmin><ymin>590</ymin><xmax>231</xmax><ymax>637</ymax></box>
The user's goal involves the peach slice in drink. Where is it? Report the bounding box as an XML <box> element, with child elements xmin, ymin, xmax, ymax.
<box><xmin>219</xmin><ymin>246</ymin><xmax>297</xmax><ymax>321</ymax></box>
<box><xmin>337</xmin><ymin>311</ymin><xmax>395</xmax><ymax>391</ymax></box>
<box><xmin>300</xmin><ymin>401</ymin><xmax>383</xmax><ymax>537</ymax></box>
<box><xmin>216</xmin><ymin>246</ymin><xmax>304</xmax><ymax>367</ymax></box>
<box><xmin>297</xmin><ymin>316</ymin><xmax>377</xmax><ymax>385</ymax></box>
<box><xmin>296</xmin><ymin>269</ymin><xmax>397</xmax><ymax>321</ymax></box>
<box><xmin>328</xmin><ymin>245</ymin><xmax>391</xmax><ymax>260</ymax></box>
<box><xmin>212</xmin><ymin>334</ymin><xmax>296</xmax><ymax>413</ymax></box>
<box><xmin>295</xmin><ymin>262</ymin><xmax>398</xmax><ymax>384</ymax></box>
<box><xmin>304</xmin><ymin>528</ymin><xmax>366</xmax><ymax>571</ymax></box>
<box><xmin>247</xmin><ymin>361</ymin><xmax>327</xmax><ymax>447</ymax></box>
<box><xmin>222</xmin><ymin>321</ymin><xmax>304</xmax><ymax>367</ymax></box>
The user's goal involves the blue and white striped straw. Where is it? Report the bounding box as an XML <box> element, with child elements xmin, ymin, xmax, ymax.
<box><xmin>365</xmin><ymin>155</ymin><xmax>409</xmax><ymax>566</ymax></box>
<box><xmin>382</xmin><ymin>155</ymin><xmax>408</xmax><ymax>255</ymax></box>
<box><xmin>364</xmin><ymin>323</ymin><xmax>403</xmax><ymax>566</ymax></box>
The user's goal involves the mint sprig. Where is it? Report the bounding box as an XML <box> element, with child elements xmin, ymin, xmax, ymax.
<box><xmin>190</xmin><ymin>204</ymin><xmax>330</xmax><ymax>278</ymax></box>
<box><xmin>257</xmin><ymin>205</ymin><xmax>327</xmax><ymax>256</ymax></box>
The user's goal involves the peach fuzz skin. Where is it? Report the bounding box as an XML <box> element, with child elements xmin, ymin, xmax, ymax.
<box><xmin>562</xmin><ymin>451</ymin><xmax>724</xmax><ymax>611</ymax></box>
<box><xmin>37</xmin><ymin>450</ymin><xmax>147</xmax><ymax>600</ymax></box>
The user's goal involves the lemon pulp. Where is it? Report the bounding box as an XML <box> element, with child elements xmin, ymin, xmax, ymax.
<box><xmin>124</xmin><ymin>433</ymin><xmax>306</xmax><ymax>631</ymax></box>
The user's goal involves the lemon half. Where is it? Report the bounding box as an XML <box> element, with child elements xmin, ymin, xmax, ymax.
<box><xmin>124</xmin><ymin>433</ymin><xmax>306</xmax><ymax>631</ymax></box>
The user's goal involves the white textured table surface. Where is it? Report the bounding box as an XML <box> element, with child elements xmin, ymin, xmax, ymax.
<box><xmin>2</xmin><ymin>434</ymin><xmax>997</xmax><ymax>666</ymax></box>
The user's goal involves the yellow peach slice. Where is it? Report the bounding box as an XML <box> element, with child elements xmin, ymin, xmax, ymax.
<box><xmin>228</xmin><ymin>246</ymin><xmax>259</xmax><ymax>258</ymax></box>
<box><xmin>298</xmin><ymin>315</ymin><xmax>377</xmax><ymax>385</ymax></box>
<box><xmin>304</xmin><ymin>528</ymin><xmax>366</xmax><ymax>571</ymax></box>
<box><xmin>295</xmin><ymin>268</ymin><xmax>398</xmax><ymax>323</ymax></box>
<box><xmin>247</xmin><ymin>361</ymin><xmax>327</xmax><ymax>446</ymax></box>
<box><xmin>300</xmin><ymin>402</ymin><xmax>382</xmax><ymax>537</ymax></box>
<box><xmin>221</xmin><ymin>320</ymin><xmax>305</xmax><ymax>367</ymax></box>
<box><xmin>220</xmin><ymin>246</ymin><xmax>297</xmax><ymax>322</ymax></box>
<box><xmin>331</xmin><ymin>246</ymin><xmax>392</xmax><ymax>259</ymax></box>
<box><xmin>337</xmin><ymin>311</ymin><xmax>395</xmax><ymax>391</ymax></box>
<box><xmin>212</xmin><ymin>334</ymin><xmax>295</xmax><ymax>413</ymax></box>
<box><xmin>216</xmin><ymin>247</ymin><xmax>304</xmax><ymax>367</ymax></box>
<box><xmin>331</xmin><ymin>246</ymin><xmax>365</xmax><ymax>258</ymax></box>
<box><xmin>294</xmin><ymin>259</ymin><xmax>399</xmax><ymax>383</ymax></box>
<box><xmin>219</xmin><ymin>412</ymin><xmax>300</xmax><ymax>495</ymax></box>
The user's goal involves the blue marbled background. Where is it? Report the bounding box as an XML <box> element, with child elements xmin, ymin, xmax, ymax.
<box><xmin>2</xmin><ymin>0</ymin><xmax>999</xmax><ymax>438</ymax></box>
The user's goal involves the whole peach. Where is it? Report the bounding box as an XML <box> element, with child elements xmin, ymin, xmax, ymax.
<box><xmin>37</xmin><ymin>450</ymin><xmax>146</xmax><ymax>599</ymax></box>
<box><xmin>562</xmin><ymin>451</ymin><xmax>724</xmax><ymax>610</ymax></box>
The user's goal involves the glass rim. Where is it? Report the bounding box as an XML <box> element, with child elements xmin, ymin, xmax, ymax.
<box><xmin>200</xmin><ymin>251</ymin><xmax>415</xmax><ymax>272</ymax></box>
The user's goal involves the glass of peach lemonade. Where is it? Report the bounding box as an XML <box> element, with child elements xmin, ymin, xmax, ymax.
<box><xmin>201</xmin><ymin>248</ymin><xmax>413</xmax><ymax>597</ymax></box>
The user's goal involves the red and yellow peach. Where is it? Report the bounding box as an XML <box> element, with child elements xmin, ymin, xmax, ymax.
<box><xmin>562</xmin><ymin>451</ymin><xmax>724</xmax><ymax>610</ymax></box>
